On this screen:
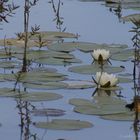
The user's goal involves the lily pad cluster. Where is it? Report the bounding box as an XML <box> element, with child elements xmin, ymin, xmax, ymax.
<box><xmin>69</xmin><ymin>89</ymin><xmax>140</xmax><ymax>121</ymax></box>
<box><xmin>0</xmin><ymin>28</ymin><xmax>135</xmax><ymax>132</ymax></box>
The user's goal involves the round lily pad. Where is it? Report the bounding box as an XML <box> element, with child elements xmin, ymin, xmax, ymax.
<box><xmin>20</xmin><ymin>71</ymin><xmax>67</xmax><ymax>83</ymax></box>
<box><xmin>73</xmin><ymin>104</ymin><xmax>127</xmax><ymax>115</ymax></box>
<box><xmin>68</xmin><ymin>64</ymin><xmax>125</xmax><ymax>75</ymax></box>
<box><xmin>48</xmin><ymin>42</ymin><xmax>78</xmax><ymax>52</ymax></box>
<box><xmin>65</xmin><ymin>80</ymin><xmax>95</xmax><ymax>89</ymax></box>
<box><xmin>3</xmin><ymin>70</ymin><xmax>67</xmax><ymax>83</ymax></box>
<box><xmin>118</xmin><ymin>77</ymin><xmax>133</xmax><ymax>83</ymax></box>
<box><xmin>111</xmin><ymin>49</ymin><xmax>134</xmax><ymax>61</ymax></box>
<box><xmin>69</xmin><ymin>98</ymin><xmax>95</xmax><ymax>106</ymax></box>
<box><xmin>100</xmin><ymin>112</ymin><xmax>138</xmax><ymax>121</ymax></box>
<box><xmin>17</xmin><ymin>91</ymin><xmax>63</xmax><ymax>102</ymax></box>
<box><xmin>13</xmin><ymin>50</ymin><xmax>75</xmax><ymax>61</ymax></box>
<box><xmin>69</xmin><ymin>97</ymin><xmax>127</xmax><ymax>115</ymax></box>
<box><xmin>34</xmin><ymin>57</ymin><xmax>81</xmax><ymax>66</ymax></box>
<box><xmin>35</xmin><ymin>119</ymin><xmax>93</xmax><ymax>130</ymax></box>
<box><xmin>122</xmin><ymin>14</ymin><xmax>140</xmax><ymax>26</ymax></box>
<box><xmin>31</xmin><ymin>108</ymin><xmax>65</xmax><ymax>116</ymax></box>
<box><xmin>0</xmin><ymin>88</ymin><xmax>25</xmax><ymax>97</ymax></box>
<box><xmin>0</xmin><ymin>60</ymin><xmax>21</xmax><ymax>69</ymax></box>
<box><xmin>23</xmin><ymin>82</ymin><xmax>68</xmax><ymax>90</ymax></box>
<box><xmin>48</xmin><ymin>42</ymin><xmax>127</xmax><ymax>53</ymax></box>
<box><xmin>30</xmin><ymin>31</ymin><xmax>78</xmax><ymax>39</ymax></box>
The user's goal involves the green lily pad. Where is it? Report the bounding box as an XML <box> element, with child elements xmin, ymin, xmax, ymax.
<box><xmin>0</xmin><ymin>61</ymin><xmax>21</xmax><ymax>69</ymax></box>
<box><xmin>0</xmin><ymin>32</ymin><xmax>72</xmax><ymax>48</ymax></box>
<box><xmin>65</xmin><ymin>80</ymin><xmax>95</xmax><ymax>89</ymax></box>
<box><xmin>23</xmin><ymin>82</ymin><xmax>68</xmax><ymax>90</ymax></box>
<box><xmin>69</xmin><ymin>98</ymin><xmax>95</xmax><ymax>106</ymax></box>
<box><xmin>122</xmin><ymin>14</ymin><xmax>140</xmax><ymax>26</ymax></box>
<box><xmin>35</xmin><ymin>119</ymin><xmax>93</xmax><ymax>130</ymax></box>
<box><xmin>111</xmin><ymin>49</ymin><xmax>134</xmax><ymax>61</ymax></box>
<box><xmin>0</xmin><ymin>38</ymin><xmax>37</xmax><ymax>48</ymax></box>
<box><xmin>68</xmin><ymin>64</ymin><xmax>125</xmax><ymax>75</ymax></box>
<box><xmin>31</xmin><ymin>108</ymin><xmax>65</xmax><ymax>116</ymax></box>
<box><xmin>48</xmin><ymin>42</ymin><xmax>127</xmax><ymax>53</ymax></box>
<box><xmin>0</xmin><ymin>52</ymin><xmax>12</xmax><ymax>59</ymax></box>
<box><xmin>119</xmin><ymin>73</ymin><xmax>133</xmax><ymax>77</ymax></box>
<box><xmin>118</xmin><ymin>77</ymin><xmax>133</xmax><ymax>83</ymax></box>
<box><xmin>100</xmin><ymin>112</ymin><xmax>138</xmax><ymax>121</ymax></box>
<box><xmin>30</xmin><ymin>31</ymin><xmax>78</xmax><ymax>39</ymax></box>
<box><xmin>13</xmin><ymin>50</ymin><xmax>75</xmax><ymax>61</ymax></box>
<box><xmin>94</xmin><ymin>96</ymin><xmax>127</xmax><ymax>105</ymax></box>
<box><xmin>74</xmin><ymin>104</ymin><xmax>127</xmax><ymax>115</ymax></box>
<box><xmin>69</xmin><ymin>97</ymin><xmax>127</xmax><ymax>115</ymax></box>
<box><xmin>0</xmin><ymin>88</ymin><xmax>24</xmax><ymax>97</ymax></box>
<box><xmin>34</xmin><ymin>57</ymin><xmax>81</xmax><ymax>66</ymax></box>
<box><xmin>17</xmin><ymin>91</ymin><xmax>63</xmax><ymax>102</ymax></box>
<box><xmin>21</xmin><ymin>71</ymin><xmax>67</xmax><ymax>83</ymax></box>
<box><xmin>2</xmin><ymin>70</ymin><xmax>67</xmax><ymax>83</ymax></box>
<box><xmin>48</xmin><ymin>42</ymin><xmax>78</xmax><ymax>52</ymax></box>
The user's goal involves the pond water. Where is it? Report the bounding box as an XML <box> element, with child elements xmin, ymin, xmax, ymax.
<box><xmin>0</xmin><ymin>0</ymin><xmax>140</xmax><ymax>140</ymax></box>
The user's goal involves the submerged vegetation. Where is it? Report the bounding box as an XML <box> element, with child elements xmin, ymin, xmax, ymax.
<box><xmin>0</xmin><ymin>0</ymin><xmax>140</xmax><ymax>140</ymax></box>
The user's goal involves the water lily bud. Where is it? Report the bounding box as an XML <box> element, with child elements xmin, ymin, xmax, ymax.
<box><xmin>96</xmin><ymin>72</ymin><xmax>118</xmax><ymax>88</ymax></box>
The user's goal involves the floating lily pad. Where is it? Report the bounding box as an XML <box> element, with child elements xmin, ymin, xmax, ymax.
<box><xmin>74</xmin><ymin>104</ymin><xmax>127</xmax><ymax>115</ymax></box>
<box><xmin>119</xmin><ymin>73</ymin><xmax>133</xmax><ymax>77</ymax></box>
<box><xmin>0</xmin><ymin>31</ymin><xmax>74</xmax><ymax>48</ymax></box>
<box><xmin>23</xmin><ymin>82</ymin><xmax>68</xmax><ymax>90</ymax></box>
<box><xmin>31</xmin><ymin>108</ymin><xmax>65</xmax><ymax>116</ymax></box>
<box><xmin>17</xmin><ymin>91</ymin><xmax>63</xmax><ymax>102</ymax></box>
<box><xmin>69</xmin><ymin>97</ymin><xmax>127</xmax><ymax>115</ymax></box>
<box><xmin>0</xmin><ymin>60</ymin><xmax>21</xmax><ymax>69</ymax></box>
<box><xmin>2</xmin><ymin>70</ymin><xmax>67</xmax><ymax>83</ymax></box>
<box><xmin>0</xmin><ymin>88</ymin><xmax>24</xmax><ymax>97</ymax></box>
<box><xmin>118</xmin><ymin>77</ymin><xmax>133</xmax><ymax>83</ymax></box>
<box><xmin>111</xmin><ymin>49</ymin><xmax>134</xmax><ymax>61</ymax></box>
<box><xmin>0</xmin><ymin>38</ymin><xmax>37</xmax><ymax>48</ymax></box>
<box><xmin>35</xmin><ymin>119</ymin><xmax>93</xmax><ymax>130</ymax></box>
<box><xmin>76</xmin><ymin>42</ymin><xmax>107</xmax><ymax>52</ymax></box>
<box><xmin>30</xmin><ymin>31</ymin><xmax>78</xmax><ymax>39</ymax></box>
<box><xmin>100</xmin><ymin>112</ymin><xmax>138</xmax><ymax>121</ymax></box>
<box><xmin>122</xmin><ymin>14</ymin><xmax>140</xmax><ymax>26</ymax></box>
<box><xmin>69</xmin><ymin>64</ymin><xmax>125</xmax><ymax>75</ymax></box>
<box><xmin>48</xmin><ymin>42</ymin><xmax>127</xmax><ymax>53</ymax></box>
<box><xmin>48</xmin><ymin>42</ymin><xmax>78</xmax><ymax>52</ymax></box>
<box><xmin>13</xmin><ymin>50</ymin><xmax>75</xmax><ymax>61</ymax></box>
<box><xmin>0</xmin><ymin>52</ymin><xmax>12</xmax><ymax>59</ymax></box>
<box><xmin>21</xmin><ymin>71</ymin><xmax>67</xmax><ymax>83</ymax></box>
<box><xmin>94</xmin><ymin>96</ymin><xmax>127</xmax><ymax>105</ymax></box>
<box><xmin>30</xmin><ymin>67</ymin><xmax>57</xmax><ymax>73</ymax></box>
<box><xmin>69</xmin><ymin>98</ymin><xmax>95</xmax><ymax>106</ymax></box>
<box><xmin>34</xmin><ymin>57</ymin><xmax>81</xmax><ymax>66</ymax></box>
<box><xmin>65</xmin><ymin>80</ymin><xmax>95</xmax><ymax>89</ymax></box>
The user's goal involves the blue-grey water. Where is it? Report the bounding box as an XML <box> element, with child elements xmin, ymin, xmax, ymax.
<box><xmin>0</xmin><ymin>0</ymin><xmax>140</xmax><ymax>140</ymax></box>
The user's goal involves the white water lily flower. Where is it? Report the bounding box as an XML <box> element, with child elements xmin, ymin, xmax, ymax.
<box><xmin>92</xmin><ymin>49</ymin><xmax>110</xmax><ymax>61</ymax></box>
<box><xmin>96</xmin><ymin>72</ymin><xmax>118</xmax><ymax>87</ymax></box>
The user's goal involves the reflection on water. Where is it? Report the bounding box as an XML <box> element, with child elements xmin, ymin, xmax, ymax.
<box><xmin>49</xmin><ymin>0</ymin><xmax>66</xmax><ymax>32</ymax></box>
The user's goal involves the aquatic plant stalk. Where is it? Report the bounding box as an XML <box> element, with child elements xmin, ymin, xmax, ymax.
<box><xmin>22</xmin><ymin>0</ymin><xmax>29</xmax><ymax>72</ymax></box>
